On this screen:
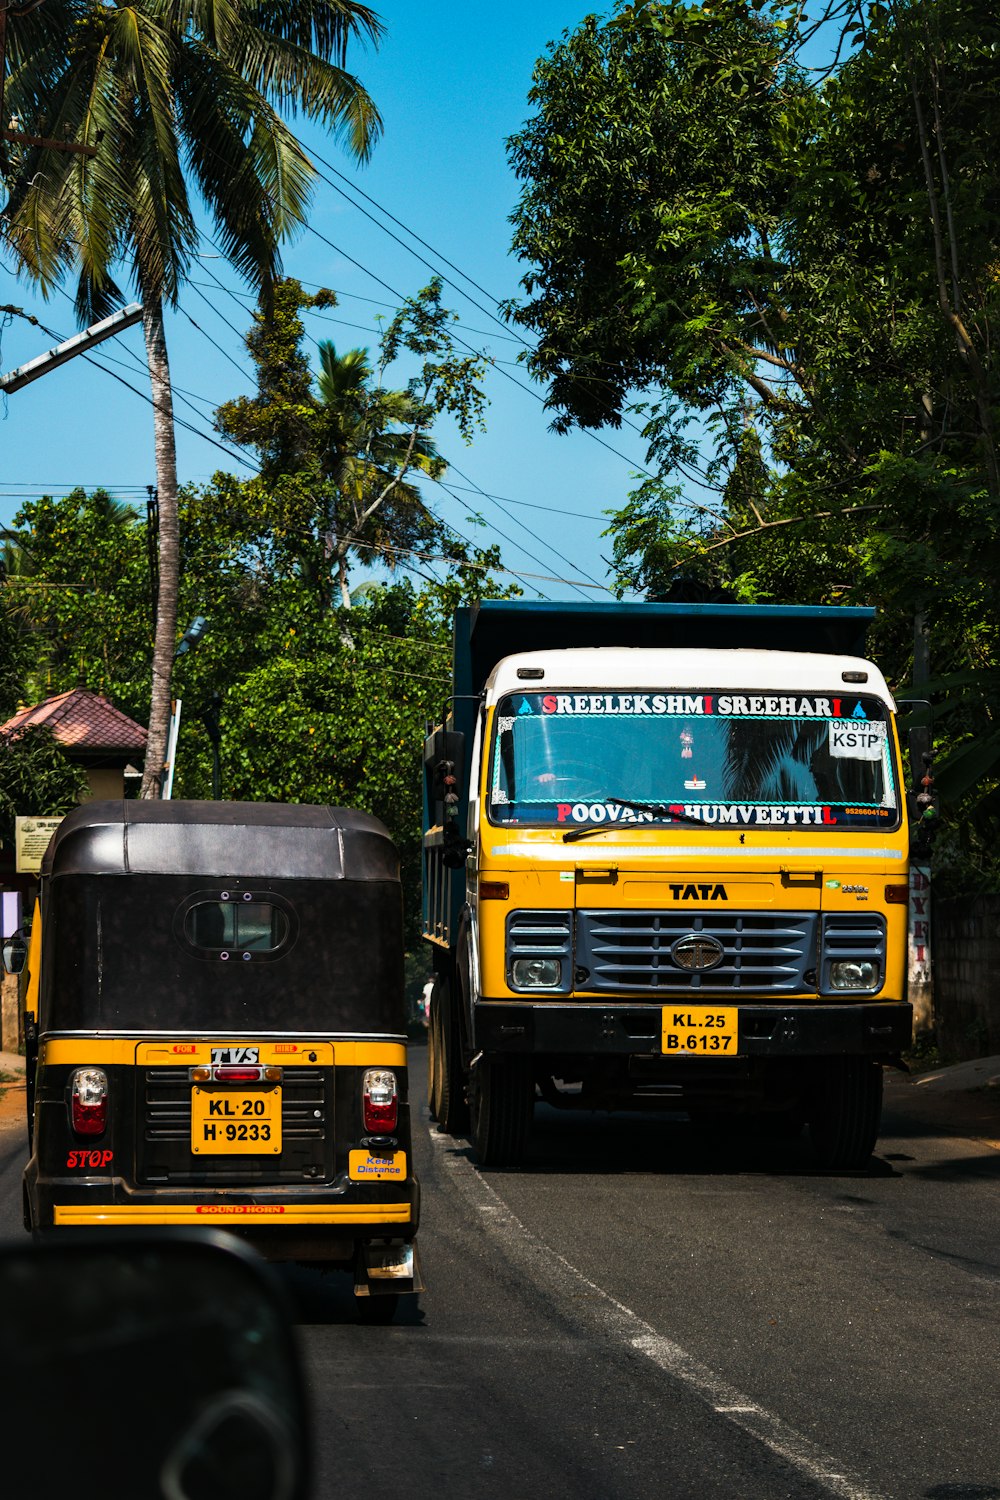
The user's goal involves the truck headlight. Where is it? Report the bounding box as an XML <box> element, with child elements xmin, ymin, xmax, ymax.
<box><xmin>505</xmin><ymin>910</ymin><xmax>573</xmax><ymax>994</ymax></box>
<box><xmin>820</xmin><ymin>914</ymin><xmax>886</xmax><ymax>995</ymax></box>
<box><xmin>511</xmin><ymin>957</ymin><xmax>562</xmax><ymax>989</ymax></box>
<box><xmin>829</xmin><ymin>960</ymin><xmax>878</xmax><ymax>990</ymax></box>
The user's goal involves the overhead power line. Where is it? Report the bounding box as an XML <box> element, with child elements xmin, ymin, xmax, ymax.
<box><xmin>348</xmin><ymin>535</ymin><xmax>616</xmax><ymax>593</ymax></box>
<box><xmin>302</xmin><ymin>150</ymin><xmax>726</xmax><ymax>496</ymax></box>
<box><xmin>189</xmin><ymin>241</ymin><xmax>604</xmax><ymax>591</ymax></box>
<box><xmin>10</xmin><ymin>301</ymin><xmax>591</xmax><ymax>597</ymax></box>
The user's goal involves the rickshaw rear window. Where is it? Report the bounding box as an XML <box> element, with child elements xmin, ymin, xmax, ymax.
<box><xmin>185</xmin><ymin>901</ymin><xmax>289</xmax><ymax>954</ymax></box>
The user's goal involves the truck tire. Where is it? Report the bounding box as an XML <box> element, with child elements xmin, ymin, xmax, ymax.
<box><xmin>435</xmin><ymin>977</ymin><xmax>469</xmax><ymax>1137</ymax></box>
<box><xmin>427</xmin><ymin>979</ymin><xmax>444</xmax><ymax>1121</ymax></box>
<box><xmin>469</xmin><ymin>1056</ymin><xmax>534</xmax><ymax>1169</ymax></box>
<box><xmin>808</xmin><ymin>1058</ymin><xmax>883</xmax><ymax>1169</ymax></box>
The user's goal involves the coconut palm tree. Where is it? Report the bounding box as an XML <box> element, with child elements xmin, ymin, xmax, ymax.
<box><xmin>4</xmin><ymin>0</ymin><xmax>383</xmax><ymax>795</ymax></box>
<box><xmin>316</xmin><ymin>339</ymin><xmax>443</xmax><ymax>607</ymax></box>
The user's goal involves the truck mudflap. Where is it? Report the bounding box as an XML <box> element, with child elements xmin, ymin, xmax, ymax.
<box><xmin>473</xmin><ymin>999</ymin><xmax>913</xmax><ymax>1059</ymax></box>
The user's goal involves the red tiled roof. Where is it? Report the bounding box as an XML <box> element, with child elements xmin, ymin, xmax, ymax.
<box><xmin>0</xmin><ymin>689</ymin><xmax>147</xmax><ymax>751</ymax></box>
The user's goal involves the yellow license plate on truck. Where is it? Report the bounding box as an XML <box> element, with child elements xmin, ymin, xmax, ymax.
<box><xmin>191</xmin><ymin>1087</ymin><xmax>282</xmax><ymax>1154</ymax></box>
<box><xmin>661</xmin><ymin>1008</ymin><xmax>739</xmax><ymax>1056</ymax></box>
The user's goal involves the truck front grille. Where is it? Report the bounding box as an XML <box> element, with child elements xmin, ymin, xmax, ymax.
<box><xmin>576</xmin><ymin>910</ymin><xmax>817</xmax><ymax>994</ymax></box>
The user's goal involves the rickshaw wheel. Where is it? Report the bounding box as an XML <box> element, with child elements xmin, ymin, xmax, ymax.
<box><xmin>469</xmin><ymin>1055</ymin><xmax>534</xmax><ymax>1169</ymax></box>
<box><xmin>356</xmin><ymin>1294</ymin><xmax>400</xmax><ymax>1325</ymax></box>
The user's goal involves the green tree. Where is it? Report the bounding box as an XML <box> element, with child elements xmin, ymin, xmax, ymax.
<box><xmin>507</xmin><ymin>0</ymin><xmax>1000</xmax><ymax>877</ymax></box>
<box><xmin>0</xmin><ymin>581</ymin><xmax>85</xmax><ymax>843</ymax></box>
<box><xmin>5</xmin><ymin>0</ymin><xmax>383</xmax><ymax>797</ymax></box>
<box><xmin>0</xmin><ymin>726</ymin><xmax>88</xmax><ymax>847</ymax></box>
<box><xmin>0</xmin><ymin>590</ymin><xmax>33</xmax><ymax>719</ymax></box>
<box><xmin>9</xmin><ymin>489</ymin><xmax>152</xmax><ymax>716</ymax></box>
<box><xmin>314</xmin><ymin>338</ymin><xmax>443</xmax><ymax>608</ymax></box>
<box><xmin>216</xmin><ymin>276</ymin><xmax>489</xmax><ymax>609</ymax></box>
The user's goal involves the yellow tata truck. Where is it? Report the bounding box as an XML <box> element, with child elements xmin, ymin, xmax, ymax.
<box><xmin>422</xmin><ymin>601</ymin><xmax>914</xmax><ymax>1169</ymax></box>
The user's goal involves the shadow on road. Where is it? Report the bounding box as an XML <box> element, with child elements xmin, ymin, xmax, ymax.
<box><xmin>277</xmin><ymin>1261</ymin><xmax>426</xmax><ymax>1328</ymax></box>
<box><xmin>924</xmin><ymin>1486</ymin><xmax>1000</xmax><ymax>1498</ymax></box>
<box><xmin>447</xmin><ymin>1105</ymin><xmax>902</xmax><ymax>1182</ymax></box>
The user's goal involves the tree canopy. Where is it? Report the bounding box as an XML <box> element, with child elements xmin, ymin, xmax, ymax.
<box><xmin>4</xmin><ymin>0</ymin><xmax>384</xmax><ymax>797</ymax></box>
<box><xmin>4</xmin><ymin>282</ymin><xmax>512</xmax><ymax>936</ymax></box>
<box><xmin>507</xmin><ymin>0</ymin><xmax>1000</xmax><ymax>885</ymax></box>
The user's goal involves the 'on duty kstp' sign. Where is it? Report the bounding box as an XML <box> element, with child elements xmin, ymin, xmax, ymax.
<box><xmin>828</xmin><ymin>720</ymin><xmax>887</xmax><ymax>761</ymax></box>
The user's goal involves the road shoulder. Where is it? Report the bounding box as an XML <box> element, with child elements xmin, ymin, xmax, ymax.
<box><xmin>883</xmin><ymin>1054</ymin><xmax>1000</xmax><ymax>1150</ymax></box>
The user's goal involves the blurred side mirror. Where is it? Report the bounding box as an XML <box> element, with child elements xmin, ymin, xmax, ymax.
<box><xmin>0</xmin><ymin>1229</ymin><xmax>310</xmax><ymax>1500</ymax></box>
<box><xmin>2</xmin><ymin>934</ymin><xmax>26</xmax><ymax>974</ymax></box>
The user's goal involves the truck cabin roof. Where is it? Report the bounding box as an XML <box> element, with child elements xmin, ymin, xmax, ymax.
<box><xmin>483</xmin><ymin>647</ymin><xmax>895</xmax><ymax>711</ymax></box>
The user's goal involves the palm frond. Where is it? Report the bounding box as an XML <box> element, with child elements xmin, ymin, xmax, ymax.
<box><xmin>241</xmin><ymin>1</ymin><xmax>384</xmax><ymax>62</ymax></box>
<box><xmin>229</xmin><ymin>32</ymin><xmax>382</xmax><ymax>157</ymax></box>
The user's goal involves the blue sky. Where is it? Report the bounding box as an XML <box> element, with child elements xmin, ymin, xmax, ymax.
<box><xmin>0</xmin><ymin>3</ymin><xmax>657</xmax><ymax>603</ymax></box>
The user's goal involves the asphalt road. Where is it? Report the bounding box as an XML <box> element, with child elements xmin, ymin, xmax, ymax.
<box><xmin>3</xmin><ymin>1051</ymin><xmax>999</xmax><ymax>1500</ymax></box>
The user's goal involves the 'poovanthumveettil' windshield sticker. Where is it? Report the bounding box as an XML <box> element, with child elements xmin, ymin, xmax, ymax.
<box><xmin>549</xmin><ymin>802</ymin><xmax>895</xmax><ymax>826</ymax></box>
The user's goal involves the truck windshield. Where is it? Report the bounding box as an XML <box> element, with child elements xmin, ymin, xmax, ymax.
<box><xmin>488</xmin><ymin>689</ymin><xmax>900</xmax><ymax>832</ymax></box>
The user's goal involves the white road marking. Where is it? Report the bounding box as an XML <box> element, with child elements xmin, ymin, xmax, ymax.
<box><xmin>431</xmin><ymin>1129</ymin><xmax>887</xmax><ymax>1500</ymax></box>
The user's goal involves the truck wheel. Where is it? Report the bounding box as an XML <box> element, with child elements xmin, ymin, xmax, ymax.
<box><xmin>808</xmin><ymin>1058</ymin><xmax>883</xmax><ymax>1169</ymax></box>
<box><xmin>427</xmin><ymin>979</ymin><xmax>444</xmax><ymax>1121</ymax></box>
<box><xmin>436</xmin><ymin>977</ymin><xmax>469</xmax><ymax>1136</ymax></box>
<box><xmin>469</xmin><ymin>1056</ymin><xmax>534</xmax><ymax>1169</ymax></box>
<box><xmin>758</xmin><ymin>1106</ymin><xmax>804</xmax><ymax>1141</ymax></box>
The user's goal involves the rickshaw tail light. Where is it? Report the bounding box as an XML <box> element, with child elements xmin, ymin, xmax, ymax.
<box><xmin>70</xmin><ymin>1068</ymin><xmax>108</xmax><ymax>1136</ymax></box>
<box><xmin>363</xmin><ymin>1069</ymin><xmax>398</xmax><ymax>1133</ymax></box>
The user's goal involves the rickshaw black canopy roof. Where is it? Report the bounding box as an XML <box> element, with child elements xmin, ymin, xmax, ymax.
<box><xmin>43</xmin><ymin>801</ymin><xmax>399</xmax><ymax>883</ymax></box>
<box><xmin>38</xmin><ymin>803</ymin><xmax>405</xmax><ymax>1033</ymax></box>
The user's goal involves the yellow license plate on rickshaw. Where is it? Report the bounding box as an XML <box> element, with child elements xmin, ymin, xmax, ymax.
<box><xmin>191</xmin><ymin>1087</ymin><xmax>282</xmax><ymax>1154</ymax></box>
<box><xmin>661</xmin><ymin>1007</ymin><xmax>739</xmax><ymax>1055</ymax></box>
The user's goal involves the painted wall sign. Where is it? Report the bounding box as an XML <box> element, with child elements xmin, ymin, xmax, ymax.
<box><xmin>15</xmin><ymin>816</ymin><xmax>63</xmax><ymax>874</ymax></box>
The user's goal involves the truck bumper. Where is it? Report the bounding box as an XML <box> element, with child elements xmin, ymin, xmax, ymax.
<box><xmin>473</xmin><ymin>999</ymin><xmax>912</xmax><ymax>1059</ymax></box>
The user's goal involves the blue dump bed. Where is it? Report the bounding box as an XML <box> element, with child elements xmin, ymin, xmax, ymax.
<box><xmin>453</xmin><ymin>600</ymin><xmax>873</xmax><ymax>701</ymax></box>
<box><xmin>450</xmin><ymin>599</ymin><xmax>874</xmax><ymax>766</ymax></box>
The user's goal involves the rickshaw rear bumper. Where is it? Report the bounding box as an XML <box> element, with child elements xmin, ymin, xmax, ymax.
<box><xmin>23</xmin><ymin>1164</ymin><xmax>420</xmax><ymax>1252</ymax></box>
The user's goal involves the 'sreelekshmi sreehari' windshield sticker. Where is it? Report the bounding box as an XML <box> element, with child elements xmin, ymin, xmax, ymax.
<box><xmin>488</xmin><ymin>689</ymin><xmax>899</xmax><ymax>830</ymax></box>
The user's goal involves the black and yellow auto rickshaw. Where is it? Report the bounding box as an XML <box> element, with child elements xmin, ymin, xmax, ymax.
<box><xmin>20</xmin><ymin>800</ymin><xmax>421</xmax><ymax>1316</ymax></box>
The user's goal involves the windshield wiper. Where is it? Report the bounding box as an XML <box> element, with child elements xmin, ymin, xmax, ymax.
<box><xmin>562</xmin><ymin>799</ymin><xmax>708</xmax><ymax>842</ymax></box>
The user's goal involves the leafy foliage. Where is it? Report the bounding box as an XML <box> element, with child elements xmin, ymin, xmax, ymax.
<box><xmin>216</xmin><ymin>277</ymin><xmax>490</xmax><ymax>607</ymax></box>
<box><xmin>5</xmin><ymin>278</ymin><xmax>511</xmax><ymax>933</ymax></box>
<box><xmin>4</xmin><ymin>0</ymin><xmax>384</xmax><ymax>315</ymax></box>
<box><xmin>0</xmin><ymin>727</ymin><xmax>88</xmax><ymax>847</ymax></box>
<box><xmin>0</xmin><ymin>552</ymin><xmax>107</xmax><ymax>841</ymax></box>
<box><xmin>507</xmin><ymin>0</ymin><xmax>1000</xmax><ymax>889</ymax></box>
<box><xmin>0</xmin><ymin>595</ymin><xmax>34</xmax><ymax>721</ymax></box>
<box><xmin>9</xmin><ymin>490</ymin><xmax>153</xmax><ymax>720</ymax></box>
<box><xmin>4</xmin><ymin>0</ymin><xmax>384</xmax><ymax>797</ymax></box>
